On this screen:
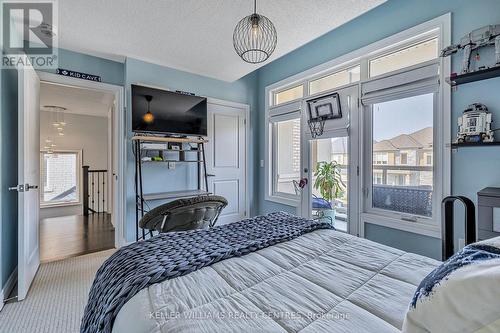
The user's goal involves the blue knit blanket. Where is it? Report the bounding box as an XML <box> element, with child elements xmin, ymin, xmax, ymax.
<box><xmin>80</xmin><ymin>212</ymin><xmax>333</xmax><ymax>333</ymax></box>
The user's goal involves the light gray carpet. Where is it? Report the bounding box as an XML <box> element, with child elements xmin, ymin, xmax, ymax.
<box><xmin>0</xmin><ymin>250</ymin><xmax>114</xmax><ymax>333</ymax></box>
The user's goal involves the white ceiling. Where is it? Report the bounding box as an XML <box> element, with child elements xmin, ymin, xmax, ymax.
<box><xmin>57</xmin><ymin>0</ymin><xmax>386</xmax><ymax>82</ymax></box>
<box><xmin>40</xmin><ymin>82</ymin><xmax>115</xmax><ymax>118</ymax></box>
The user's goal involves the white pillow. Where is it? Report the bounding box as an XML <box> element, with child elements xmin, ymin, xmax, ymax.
<box><xmin>403</xmin><ymin>237</ymin><xmax>500</xmax><ymax>333</ymax></box>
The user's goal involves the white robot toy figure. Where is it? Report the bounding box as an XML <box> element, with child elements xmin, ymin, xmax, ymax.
<box><xmin>457</xmin><ymin>103</ymin><xmax>494</xmax><ymax>143</ymax></box>
<box><xmin>441</xmin><ymin>24</ymin><xmax>500</xmax><ymax>74</ymax></box>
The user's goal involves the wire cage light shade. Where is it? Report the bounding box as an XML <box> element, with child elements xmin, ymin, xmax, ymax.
<box><xmin>233</xmin><ymin>12</ymin><xmax>277</xmax><ymax>64</ymax></box>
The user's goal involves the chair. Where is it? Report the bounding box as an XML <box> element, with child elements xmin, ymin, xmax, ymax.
<box><xmin>292</xmin><ymin>180</ymin><xmax>333</xmax><ymax>224</ymax></box>
<box><xmin>139</xmin><ymin>195</ymin><xmax>228</xmax><ymax>234</ymax></box>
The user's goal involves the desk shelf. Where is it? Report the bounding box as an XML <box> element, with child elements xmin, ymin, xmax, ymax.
<box><xmin>133</xmin><ymin>135</ymin><xmax>209</xmax><ymax>241</ymax></box>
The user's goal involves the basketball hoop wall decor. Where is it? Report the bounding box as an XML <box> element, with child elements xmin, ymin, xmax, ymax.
<box><xmin>233</xmin><ymin>0</ymin><xmax>277</xmax><ymax>64</ymax></box>
<box><xmin>306</xmin><ymin>93</ymin><xmax>342</xmax><ymax>138</ymax></box>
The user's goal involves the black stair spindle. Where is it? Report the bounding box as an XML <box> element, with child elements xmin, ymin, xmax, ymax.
<box><xmin>102</xmin><ymin>173</ymin><xmax>106</xmax><ymax>214</ymax></box>
<box><xmin>91</xmin><ymin>173</ymin><xmax>95</xmax><ymax>213</ymax></box>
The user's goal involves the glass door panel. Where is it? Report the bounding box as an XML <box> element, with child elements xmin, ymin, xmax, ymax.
<box><xmin>310</xmin><ymin>136</ymin><xmax>349</xmax><ymax>232</ymax></box>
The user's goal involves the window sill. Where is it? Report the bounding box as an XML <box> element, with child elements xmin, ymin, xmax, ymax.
<box><xmin>361</xmin><ymin>212</ymin><xmax>441</xmax><ymax>239</ymax></box>
<box><xmin>265</xmin><ymin>194</ymin><xmax>300</xmax><ymax>207</ymax></box>
<box><xmin>40</xmin><ymin>202</ymin><xmax>81</xmax><ymax>209</ymax></box>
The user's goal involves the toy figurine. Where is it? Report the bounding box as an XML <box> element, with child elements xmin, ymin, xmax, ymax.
<box><xmin>457</xmin><ymin>103</ymin><xmax>494</xmax><ymax>143</ymax></box>
<box><xmin>441</xmin><ymin>25</ymin><xmax>500</xmax><ymax>74</ymax></box>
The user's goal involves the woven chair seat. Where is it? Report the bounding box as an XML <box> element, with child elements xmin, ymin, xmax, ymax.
<box><xmin>139</xmin><ymin>195</ymin><xmax>228</xmax><ymax>233</ymax></box>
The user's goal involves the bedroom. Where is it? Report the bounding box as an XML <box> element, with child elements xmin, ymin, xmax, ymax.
<box><xmin>1</xmin><ymin>0</ymin><xmax>500</xmax><ymax>332</ymax></box>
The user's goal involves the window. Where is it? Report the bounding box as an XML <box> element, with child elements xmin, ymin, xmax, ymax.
<box><xmin>370</xmin><ymin>93</ymin><xmax>434</xmax><ymax>218</ymax></box>
<box><xmin>369</xmin><ymin>38</ymin><xmax>438</xmax><ymax>77</ymax></box>
<box><xmin>40</xmin><ymin>151</ymin><xmax>81</xmax><ymax>206</ymax></box>
<box><xmin>265</xmin><ymin>15</ymin><xmax>449</xmax><ymax>238</ymax></box>
<box><xmin>425</xmin><ymin>153</ymin><xmax>433</xmax><ymax>165</ymax></box>
<box><xmin>309</xmin><ymin>66</ymin><xmax>360</xmax><ymax>95</ymax></box>
<box><xmin>273</xmin><ymin>85</ymin><xmax>304</xmax><ymax>105</ymax></box>
<box><xmin>272</xmin><ymin>117</ymin><xmax>301</xmax><ymax>196</ymax></box>
<box><xmin>400</xmin><ymin>152</ymin><xmax>408</xmax><ymax>165</ymax></box>
<box><xmin>373</xmin><ymin>153</ymin><xmax>388</xmax><ymax>165</ymax></box>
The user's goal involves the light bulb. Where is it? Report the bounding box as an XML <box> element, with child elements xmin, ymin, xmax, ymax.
<box><xmin>58</xmin><ymin>132</ymin><xmax>64</xmax><ymax>136</ymax></box>
<box><xmin>143</xmin><ymin>111</ymin><xmax>154</xmax><ymax>124</ymax></box>
<box><xmin>52</xmin><ymin>122</ymin><xmax>59</xmax><ymax>127</ymax></box>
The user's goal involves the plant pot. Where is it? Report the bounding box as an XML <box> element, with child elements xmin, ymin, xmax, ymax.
<box><xmin>324</xmin><ymin>209</ymin><xmax>336</xmax><ymax>224</ymax></box>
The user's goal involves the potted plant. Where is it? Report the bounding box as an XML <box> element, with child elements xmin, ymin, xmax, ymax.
<box><xmin>313</xmin><ymin>161</ymin><xmax>346</xmax><ymax>223</ymax></box>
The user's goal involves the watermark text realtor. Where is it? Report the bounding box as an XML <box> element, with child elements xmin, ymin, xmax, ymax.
<box><xmin>1</xmin><ymin>0</ymin><xmax>58</xmax><ymax>68</ymax></box>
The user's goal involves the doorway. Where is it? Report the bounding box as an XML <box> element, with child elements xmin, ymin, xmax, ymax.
<box><xmin>301</xmin><ymin>84</ymin><xmax>360</xmax><ymax>236</ymax></box>
<box><xmin>38</xmin><ymin>82</ymin><xmax>116</xmax><ymax>262</ymax></box>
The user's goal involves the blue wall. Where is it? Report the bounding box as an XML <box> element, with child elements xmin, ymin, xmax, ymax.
<box><xmin>123</xmin><ymin>58</ymin><xmax>258</xmax><ymax>242</ymax></box>
<box><xmin>40</xmin><ymin>48</ymin><xmax>124</xmax><ymax>86</ymax></box>
<box><xmin>255</xmin><ymin>0</ymin><xmax>500</xmax><ymax>260</ymax></box>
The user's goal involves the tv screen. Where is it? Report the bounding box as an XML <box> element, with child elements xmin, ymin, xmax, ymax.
<box><xmin>132</xmin><ymin>85</ymin><xmax>207</xmax><ymax>136</ymax></box>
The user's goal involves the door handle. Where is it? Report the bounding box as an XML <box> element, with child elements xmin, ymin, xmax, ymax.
<box><xmin>8</xmin><ymin>184</ymin><xmax>38</xmax><ymax>192</ymax></box>
<box><xmin>206</xmin><ymin>174</ymin><xmax>216</xmax><ymax>177</ymax></box>
<box><xmin>9</xmin><ymin>184</ymin><xmax>24</xmax><ymax>192</ymax></box>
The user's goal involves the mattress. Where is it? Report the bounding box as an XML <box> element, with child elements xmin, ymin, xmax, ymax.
<box><xmin>112</xmin><ymin>229</ymin><xmax>439</xmax><ymax>333</ymax></box>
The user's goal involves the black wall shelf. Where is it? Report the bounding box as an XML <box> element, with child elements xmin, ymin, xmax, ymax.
<box><xmin>446</xmin><ymin>66</ymin><xmax>500</xmax><ymax>86</ymax></box>
<box><xmin>451</xmin><ymin>141</ymin><xmax>500</xmax><ymax>148</ymax></box>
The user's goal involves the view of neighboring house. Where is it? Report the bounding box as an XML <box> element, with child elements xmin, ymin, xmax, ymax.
<box><xmin>373</xmin><ymin>126</ymin><xmax>433</xmax><ymax>188</ymax></box>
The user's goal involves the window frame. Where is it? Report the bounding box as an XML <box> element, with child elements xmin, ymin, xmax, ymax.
<box><xmin>271</xmin><ymin>84</ymin><xmax>304</xmax><ymax>106</ymax></box>
<box><xmin>264</xmin><ymin>14</ymin><xmax>450</xmax><ymax>238</ymax></box>
<box><xmin>265</xmin><ymin>101</ymin><xmax>303</xmax><ymax>206</ymax></box>
<box><xmin>39</xmin><ymin>149</ymin><xmax>83</xmax><ymax>208</ymax></box>
<box><xmin>363</xmin><ymin>90</ymin><xmax>439</xmax><ymax>225</ymax></box>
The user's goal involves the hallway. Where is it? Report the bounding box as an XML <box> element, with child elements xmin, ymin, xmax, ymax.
<box><xmin>40</xmin><ymin>214</ymin><xmax>114</xmax><ymax>262</ymax></box>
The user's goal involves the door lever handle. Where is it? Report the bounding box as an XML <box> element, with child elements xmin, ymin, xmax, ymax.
<box><xmin>8</xmin><ymin>184</ymin><xmax>38</xmax><ymax>192</ymax></box>
<box><xmin>206</xmin><ymin>174</ymin><xmax>216</xmax><ymax>177</ymax></box>
<box><xmin>9</xmin><ymin>184</ymin><xmax>25</xmax><ymax>192</ymax></box>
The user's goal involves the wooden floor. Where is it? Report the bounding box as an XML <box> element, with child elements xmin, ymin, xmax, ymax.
<box><xmin>40</xmin><ymin>214</ymin><xmax>115</xmax><ymax>263</ymax></box>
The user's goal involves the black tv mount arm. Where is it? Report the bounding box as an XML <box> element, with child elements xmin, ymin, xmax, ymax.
<box><xmin>441</xmin><ymin>196</ymin><xmax>476</xmax><ymax>261</ymax></box>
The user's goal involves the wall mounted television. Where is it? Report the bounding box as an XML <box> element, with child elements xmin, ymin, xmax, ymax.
<box><xmin>132</xmin><ymin>84</ymin><xmax>207</xmax><ymax>136</ymax></box>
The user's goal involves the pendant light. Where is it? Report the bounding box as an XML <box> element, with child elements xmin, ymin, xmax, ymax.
<box><xmin>143</xmin><ymin>95</ymin><xmax>154</xmax><ymax>124</ymax></box>
<box><xmin>233</xmin><ymin>0</ymin><xmax>277</xmax><ymax>64</ymax></box>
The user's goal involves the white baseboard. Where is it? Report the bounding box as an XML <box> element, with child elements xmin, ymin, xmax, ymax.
<box><xmin>1</xmin><ymin>267</ymin><xmax>18</xmax><ymax>305</ymax></box>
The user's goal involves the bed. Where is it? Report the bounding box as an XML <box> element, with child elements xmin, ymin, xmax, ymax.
<box><xmin>80</xmin><ymin>212</ymin><xmax>440</xmax><ymax>333</ymax></box>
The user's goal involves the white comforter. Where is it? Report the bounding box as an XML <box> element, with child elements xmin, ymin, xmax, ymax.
<box><xmin>112</xmin><ymin>229</ymin><xmax>439</xmax><ymax>333</ymax></box>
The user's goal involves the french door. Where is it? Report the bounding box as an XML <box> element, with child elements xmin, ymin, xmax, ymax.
<box><xmin>300</xmin><ymin>85</ymin><xmax>360</xmax><ymax>236</ymax></box>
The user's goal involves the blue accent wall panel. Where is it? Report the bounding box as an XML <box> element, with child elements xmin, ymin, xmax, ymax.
<box><xmin>255</xmin><ymin>0</ymin><xmax>500</xmax><ymax>258</ymax></box>
<box><xmin>364</xmin><ymin>223</ymin><xmax>441</xmax><ymax>260</ymax></box>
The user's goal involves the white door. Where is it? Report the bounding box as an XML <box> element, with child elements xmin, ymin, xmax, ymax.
<box><xmin>206</xmin><ymin>102</ymin><xmax>247</xmax><ymax>225</ymax></box>
<box><xmin>15</xmin><ymin>62</ymin><xmax>41</xmax><ymax>300</ymax></box>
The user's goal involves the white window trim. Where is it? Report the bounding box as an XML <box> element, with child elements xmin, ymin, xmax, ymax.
<box><xmin>39</xmin><ymin>149</ymin><xmax>83</xmax><ymax>208</ymax></box>
<box><xmin>264</xmin><ymin>14</ymin><xmax>450</xmax><ymax>238</ymax></box>
<box><xmin>265</xmin><ymin>101</ymin><xmax>302</xmax><ymax>206</ymax></box>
